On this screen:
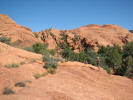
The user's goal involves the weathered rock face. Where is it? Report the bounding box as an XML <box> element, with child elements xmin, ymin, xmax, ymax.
<box><xmin>73</xmin><ymin>24</ymin><xmax>133</xmax><ymax>50</ymax></box>
<box><xmin>39</xmin><ymin>29</ymin><xmax>58</xmax><ymax>49</ymax></box>
<box><xmin>0</xmin><ymin>61</ymin><xmax>133</xmax><ymax>100</ymax></box>
<box><xmin>39</xmin><ymin>24</ymin><xmax>133</xmax><ymax>51</ymax></box>
<box><xmin>1</xmin><ymin>14</ymin><xmax>133</xmax><ymax>50</ymax></box>
<box><xmin>0</xmin><ymin>14</ymin><xmax>41</xmax><ymax>48</ymax></box>
<box><xmin>0</xmin><ymin>42</ymin><xmax>42</xmax><ymax>66</ymax></box>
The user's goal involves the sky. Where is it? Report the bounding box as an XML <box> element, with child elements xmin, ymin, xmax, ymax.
<box><xmin>0</xmin><ymin>0</ymin><xmax>133</xmax><ymax>32</ymax></box>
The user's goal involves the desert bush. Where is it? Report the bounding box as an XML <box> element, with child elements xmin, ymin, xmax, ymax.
<box><xmin>23</xmin><ymin>46</ymin><xmax>34</xmax><ymax>52</ymax></box>
<box><xmin>57</xmin><ymin>42</ymin><xmax>69</xmax><ymax>49</ymax></box>
<box><xmin>125</xmin><ymin>66</ymin><xmax>133</xmax><ymax>78</ymax></box>
<box><xmin>41</xmin><ymin>72</ymin><xmax>48</xmax><ymax>76</ymax></box>
<box><xmin>50</xmin><ymin>32</ymin><xmax>55</xmax><ymax>38</ymax></box>
<box><xmin>20</xmin><ymin>61</ymin><xmax>26</xmax><ymax>65</ymax></box>
<box><xmin>25</xmin><ymin>80</ymin><xmax>32</xmax><ymax>83</ymax></box>
<box><xmin>77</xmin><ymin>52</ymin><xmax>86</xmax><ymax>63</ymax></box>
<box><xmin>3</xmin><ymin>87</ymin><xmax>15</xmax><ymax>95</ymax></box>
<box><xmin>48</xmin><ymin>49</ymin><xmax>56</xmax><ymax>56</ymax></box>
<box><xmin>34</xmin><ymin>73</ymin><xmax>41</xmax><ymax>79</ymax></box>
<box><xmin>34</xmin><ymin>72</ymin><xmax>48</xmax><ymax>79</ymax></box>
<box><xmin>61</xmin><ymin>47</ymin><xmax>72</xmax><ymax>60</ymax></box>
<box><xmin>121</xmin><ymin>42</ymin><xmax>133</xmax><ymax>77</ymax></box>
<box><xmin>5</xmin><ymin>63</ymin><xmax>19</xmax><ymax>68</ymax></box>
<box><xmin>106</xmin><ymin>48</ymin><xmax>122</xmax><ymax>70</ymax></box>
<box><xmin>98</xmin><ymin>45</ymin><xmax>122</xmax><ymax>74</ymax></box>
<box><xmin>47</xmin><ymin>67</ymin><xmax>56</xmax><ymax>74</ymax></box>
<box><xmin>57</xmin><ymin>32</ymin><xmax>70</xmax><ymax>49</ymax></box>
<box><xmin>61</xmin><ymin>47</ymin><xmax>111</xmax><ymax>73</ymax></box>
<box><xmin>34</xmin><ymin>33</ymin><xmax>39</xmax><ymax>38</ymax></box>
<box><xmin>0</xmin><ymin>35</ymin><xmax>12</xmax><ymax>45</ymax></box>
<box><xmin>44</xmin><ymin>58</ymin><xmax>58</xmax><ymax>69</ymax></box>
<box><xmin>32</xmin><ymin>43</ymin><xmax>46</xmax><ymax>54</ymax></box>
<box><xmin>72</xmin><ymin>34</ymin><xmax>79</xmax><ymax>42</ymax></box>
<box><xmin>41</xmin><ymin>35</ymin><xmax>45</xmax><ymax>41</ymax></box>
<box><xmin>15</xmin><ymin>82</ymin><xmax>26</xmax><ymax>87</ymax></box>
<box><xmin>60</xmin><ymin>32</ymin><xmax>67</xmax><ymax>42</ymax></box>
<box><xmin>123</xmin><ymin>42</ymin><xmax>133</xmax><ymax>58</ymax></box>
<box><xmin>85</xmin><ymin>48</ymin><xmax>99</xmax><ymax>66</ymax></box>
<box><xmin>43</xmin><ymin>51</ymin><xmax>60</xmax><ymax>74</ymax></box>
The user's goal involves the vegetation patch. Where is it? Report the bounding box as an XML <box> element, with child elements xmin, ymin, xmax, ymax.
<box><xmin>34</xmin><ymin>72</ymin><xmax>48</xmax><ymax>79</ymax></box>
<box><xmin>47</xmin><ymin>67</ymin><xmax>56</xmax><ymax>74</ymax></box>
<box><xmin>72</xmin><ymin>34</ymin><xmax>80</xmax><ymax>42</ymax></box>
<box><xmin>50</xmin><ymin>32</ymin><xmax>55</xmax><ymax>38</ymax></box>
<box><xmin>34</xmin><ymin>33</ymin><xmax>39</xmax><ymax>38</ymax></box>
<box><xmin>25</xmin><ymin>80</ymin><xmax>32</xmax><ymax>83</ymax></box>
<box><xmin>0</xmin><ymin>35</ymin><xmax>12</xmax><ymax>45</ymax></box>
<box><xmin>60</xmin><ymin>42</ymin><xmax>133</xmax><ymax>78</ymax></box>
<box><xmin>3</xmin><ymin>87</ymin><xmax>15</xmax><ymax>95</ymax></box>
<box><xmin>23</xmin><ymin>46</ymin><xmax>34</xmax><ymax>52</ymax></box>
<box><xmin>20</xmin><ymin>61</ymin><xmax>26</xmax><ymax>65</ymax></box>
<box><xmin>15</xmin><ymin>82</ymin><xmax>26</xmax><ymax>87</ymax></box>
<box><xmin>5</xmin><ymin>63</ymin><xmax>19</xmax><ymax>68</ymax></box>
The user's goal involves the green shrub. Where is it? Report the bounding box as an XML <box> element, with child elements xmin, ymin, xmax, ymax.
<box><xmin>20</xmin><ymin>61</ymin><xmax>26</xmax><ymax>65</ymax></box>
<box><xmin>34</xmin><ymin>72</ymin><xmax>48</xmax><ymax>79</ymax></box>
<box><xmin>60</xmin><ymin>32</ymin><xmax>67</xmax><ymax>42</ymax></box>
<box><xmin>101</xmin><ymin>65</ymin><xmax>111</xmax><ymax>74</ymax></box>
<box><xmin>72</xmin><ymin>34</ymin><xmax>79</xmax><ymax>42</ymax></box>
<box><xmin>15</xmin><ymin>82</ymin><xmax>26</xmax><ymax>87</ymax></box>
<box><xmin>25</xmin><ymin>80</ymin><xmax>32</xmax><ymax>83</ymax></box>
<box><xmin>41</xmin><ymin>35</ymin><xmax>45</xmax><ymax>41</ymax></box>
<box><xmin>23</xmin><ymin>46</ymin><xmax>34</xmax><ymax>52</ymax></box>
<box><xmin>125</xmin><ymin>66</ymin><xmax>133</xmax><ymax>78</ymax></box>
<box><xmin>48</xmin><ymin>49</ymin><xmax>56</xmax><ymax>56</ymax></box>
<box><xmin>50</xmin><ymin>32</ymin><xmax>55</xmax><ymax>38</ymax></box>
<box><xmin>3</xmin><ymin>87</ymin><xmax>15</xmax><ymax>95</ymax></box>
<box><xmin>34</xmin><ymin>33</ymin><xmax>39</xmax><ymax>38</ymax></box>
<box><xmin>32</xmin><ymin>43</ymin><xmax>48</xmax><ymax>54</ymax></box>
<box><xmin>41</xmin><ymin>72</ymin><xmax>48</xmax><ymax>76</ymax></box>
<box><xmin>0</xmin><ymin>35</ymin><xmax>12</xmax><ymax>45</ymax></box>
<box><xmin>106</xmin><ymin>48</ymin><xmax>122</xmax><ymax>70</ymax></box>
<box><xmin>44</xmin><ymin>56</ymin><xmax>58</xmax><ymax>69</ymax></box>
<box><xmin>123</xmin><ymin>42</ymin><xmax>133</xmax><ymax>58</ymax></box>
<box><xmin>57</xmin><ymin>42</ymin><xmax>69</xmax><ymax>49</ymax></box>
<box><xmin>85</xmin><ymin>48</ymin><xmax>99</xmax><ymax>66</ymax></box>
<box><xmin>5</xmin><ymin>63</ymin><xmax>19</xmax><ymax>68</ymax></box>
<box><xmin>61</xmin><ymin>47</ymin><xmax>72</xmax><ymax>60</ymax></box>
<box><xmin>98</xmin><ymin>45</ymin><xmax>108</xmax><ymax>56</ymax></box>
<box><xmin>98</xmin><ymin>45</ymin><xmax>123</xmax><ymax>74</ymax></box>
<box><xmin>47</xmin><ymin>67</ymin><xmax>56</xmax><ymax>74</ymax></box>
<box><xmin>32</xmin><ymin>43</ymin><xmax>45</xmax><ymax>54</ymax></box>
<box><xmin>45</xmin><ymin>61</ymin><xmax>58</xmax><ymax>69</ymax></box>
<box><xmin>34</xmin><ymin>73</ymin><xmax>42</xmax><ymax>79</ymax></box>
<box><xmin>116</xmin><ymin>56</ymin><xmax>133</xmax><ymax>76</ymax></box>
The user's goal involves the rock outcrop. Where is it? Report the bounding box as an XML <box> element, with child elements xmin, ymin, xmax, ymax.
<box><xmin>0</xmin><ymin>14</ymin><xmax>42</xmax><ymax>48</ymax></box>
<box><xmin>0</xmin><ymin>61</ymin><xmax>133</xmax><ymax>100</ymax></box>
<box><xmin>1</xmin><ymin>14</ymin><xmax>133</xmax><ymax>50</ymax></box>
<box><xmin>0</xmin><ymin>42</ymin><xmax>42</xmax><ymax>66</ymax></box>
<box><xmin>39</xmin><ymin>24</ymin><xmax>133</xmax><ymax>51</ymax></box>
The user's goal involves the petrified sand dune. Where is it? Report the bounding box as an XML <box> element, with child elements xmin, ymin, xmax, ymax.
<box><xmin>0</xmin><ymin>14</ymin><xmax>42</xmax><ymax>48</ymax></box>
<box><xmin>0</xmin><ymin>62</ymin><xmax>133</xmax><ymax>100</ymax></box>
<box><xmin>0</xmin><ymin>42</ymin><xmax>42</xmax><ymax>66</ymax></box>
<box><xmin>0</xmin><ymin>42</ymin><xmax>43</xmax><ymax>94</ymax></box>
<box><xmin>0</xmin><ymin>15</ymin><xmax>133</xmax><ymax>100</ymax></box>
<box><xmin>40</xmin><ymin>24</ymin><xmax>133</xmax><ymax>51</ymax></box>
